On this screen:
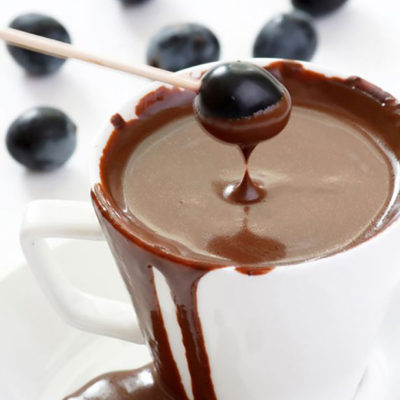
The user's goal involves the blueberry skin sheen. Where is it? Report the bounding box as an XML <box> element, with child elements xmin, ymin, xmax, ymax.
<box><xmin>196</xmin><ymin>62</ymin><xmax>284</xmax><ymax>120</ymax></box>
<box><xmin>6</xmin><ymin>107</ymin><xmax>77</xmax><ymax>171</ymax></box>
<box><xmin>253</xmin><ymin>11</ymin><xmax>317</xmax><ymax>61</ymax></box>
<box><xmin>147</xmin><ymin>23</ymin><xmax>220</xmax><ymax>72</ymax></box>
<box><xmin>292</xmin><ymin>0</ymin><xmax>348</xmax><ymax>16</ymax></box>
<box><xmin>7</xmin><ymin>13</ymin><xmax>71</xmax><ymax>75</ymax></box>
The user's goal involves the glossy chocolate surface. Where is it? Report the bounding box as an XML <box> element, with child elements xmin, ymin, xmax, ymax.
<box><xmin>98</xmin><ymin>65</ymin><xmax>395</xmax><ymax>267</ymax></box>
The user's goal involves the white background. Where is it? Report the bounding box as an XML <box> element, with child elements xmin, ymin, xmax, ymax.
<box><xmin>1</xmin><ymin>0</ymin><xmax>400</xmax><ymax>278</ymax></box>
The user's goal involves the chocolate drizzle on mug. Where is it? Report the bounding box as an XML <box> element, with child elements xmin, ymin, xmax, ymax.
<box><xmin>63</xmin><ymin>366</ymin><xmax>168</xmax><ymax>400</ymax></box>
<box><xmin>87</xmin><ymin>194</ymin><xmax>218</xmax><ymax>400</ymax></box>
<box><xmin>63</xmin><ymin>61</ymin><xmax>400</xmax><ymax>400</ymax></box>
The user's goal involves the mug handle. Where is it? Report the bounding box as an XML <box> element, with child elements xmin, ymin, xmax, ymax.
<box><xmin>20</xmin><ymin>199</ymin><xmax>144</xmax><ymax>344</ymax></box>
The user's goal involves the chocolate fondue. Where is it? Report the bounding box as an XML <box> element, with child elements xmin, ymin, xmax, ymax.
<box><xmin>65</xmin><ymin>61</ymin><xmax>400</xmax><ymax>400</ymax></box>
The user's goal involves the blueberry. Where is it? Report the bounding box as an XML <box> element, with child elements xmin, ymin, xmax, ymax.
<box><xmin>292</xmin><ymin>0</ymin><xmax>348</xmax><ymax>16</ymax></box>
<box><xmin>6</xmin><ymin>107</ymin><xmax>77</xmax><ymax>171</ymax></box>
<box><xmin>194</xmin><ymin>62</ymin><xmax>292</xmax><ymax>147</ymax></box>
<box><xmin>147</xmin><ymin>23</ymin><xmax>220</xmax><ymax>72</ymax></box>
<box><xmin>195</xmin><ymin>62</ymin><xmax>285</xmax><ymax>120</ymax></box>
<box><xmin>253</xmin><ymin>11</ymin><xmax>317</xmax><ymax>61</ymax></box>
<box><xmin>7</xmin><ymin>13</ymin><xmax>71</xmax><ymax>76</ymax></box>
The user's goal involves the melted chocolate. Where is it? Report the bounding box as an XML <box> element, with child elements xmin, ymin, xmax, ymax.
<box><xmin>113</xmin><ymin>105</ymin><xmax>392</xmax><ymax>265</ymax></box>
<box><xmin>223</xmin><ymin>169</ymin><xmax>266</xmax><ymax>204</ymax></box>
<box><xmin>64</xmin><ymin>61</ymin><xmax>400</xmax><ymax>400</ymax></box>
<box><xmin>207</xmin><ymin>207</ymin><xmax>285</xmax><ymax>264</ymax></box>
<box><xmin>195</xmin><ymin>86</ymin><xmax>291</xmax><ymax>203</ymax></box>
<box><xmin>111</xmin><ymin>113</ymin><xmax>126</xmax><ymax>130</ymax></box>
<box><xmin>63</xmin><ymin>365</ymin><xmax>169</xmax><ymax>400</ymax></box>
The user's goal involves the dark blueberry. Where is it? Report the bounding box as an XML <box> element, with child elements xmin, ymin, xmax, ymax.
<box><xmin>292</xmin><ymin>0</ymin><xmax>348</xmax><ymax>16</ymax></box>
<box><xmin>253</xmin><ymin>11</ymin><xmax>317</xmax><ymax>61</ymax></box>
<box><xmin>118</xmin><ymin>0</ymin><xmax>150</xmax><ymax>4</ymax></box>
<box><xmin>6</xmin><ymin>107</ymin><xmax>77</xmax><ymax>171</ymax></box>
<box><xmin>195</xmin><ymin>62</ymin><xmax>285</xmax><ymax>120</ymax></box>
<box><xmin>7</xmin><ymin>13</ymin><xmax>71</xmax><ymax>76</ymax></box>
<box><xmin>147</xmin><ymin>23</ymin><xmax>220</xmax><ymax>72</ymax></box>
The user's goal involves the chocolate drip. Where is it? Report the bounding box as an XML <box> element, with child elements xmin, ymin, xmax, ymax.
<box><xmin>225</xmin><ymin>145</ymin><xmax>266</xmax><ymax>204</ymax></box>
<box><xmin>63</xmin><ymin>365</ymin><xmax>169</xmax><ymax>400</ymax></box>
<box><xmin>111</xmin><ymin>113</ymin><xmax>126</xmax><ymax>130</ymax></box>
<box><xmin>142</xmin><ymin>266</ymin><xmax>189</xmax><ymax>400</ymax></box>
<box><xmin>161</xmin><ymin>266</ymin><xmax>217</xmax><ymax>400</ymax></box>
<box><xmin>241</xmin><ymin>144</ymin><xmax>256</xmax><ymax>162</ymax></box>
<box><xmin>225</xmin><ymin>169</ymin><xmax>266</xmax><ymax>204</ymax></box>
<box><xmin>196</xmin><ymin>89</ymin><xmax>291</xmax><ymax>205</ymax></box>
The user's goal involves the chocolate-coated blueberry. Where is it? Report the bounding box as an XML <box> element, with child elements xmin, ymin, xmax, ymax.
<box><xmin>7</xmin><ymin>13</ymin><xmax>71</xmax><ymax>76</ymax></box>
<box><xmin>253</xmin><ymin>11</ymin><xmax>317</xmax><ymax>61</ymax></box>
<box><xmin>195</xmin><ymin>62</ymin><xmax>285</xmax><ymax>120</ymax></box>
<box><xmin>6</xmin><ymin>107</ymin><xmax>77</xmax><ymax>170</ymax></box>
<box><xmin>147</xmin><ymin>23</ymin><xmax>220</xmax><ymax>72</ymax></box>
<box><xmin>292</xmin><ymin>0</ymin><xmax>348</xmax><ymax>16</ymax></box>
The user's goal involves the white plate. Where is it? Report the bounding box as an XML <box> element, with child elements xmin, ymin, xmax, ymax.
<box><xmin>0</xmin><ymin>240</ymin><xmax>399</xmax><ymax>400</ymax></box>
<box><xmin>0</xmin><ymin>240</ymin><xmax>151</xmax><ymax>400</ymax></box>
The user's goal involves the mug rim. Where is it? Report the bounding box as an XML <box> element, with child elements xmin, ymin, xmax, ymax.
<box><xmin>90</xmin><ymin>58</ymin><xmax>400</xmax><ymax>270</ymax></box>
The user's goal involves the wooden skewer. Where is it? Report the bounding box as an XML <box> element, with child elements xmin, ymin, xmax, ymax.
<box><xmin>0</xmin><ymin>27</ymin><xmax>201</xmax><ymax>92</ymax></box>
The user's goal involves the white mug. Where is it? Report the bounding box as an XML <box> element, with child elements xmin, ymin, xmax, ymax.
<box><xmin>20</xmin><ymin>59</ymin><xmax>400</xmax><ymax>400</ymax></box>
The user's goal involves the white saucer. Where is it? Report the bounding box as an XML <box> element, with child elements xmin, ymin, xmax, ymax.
<box><xmin>1</xmin><ymin>240</ymin><xmax>399</xmax><ymax>400</ymax></box>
